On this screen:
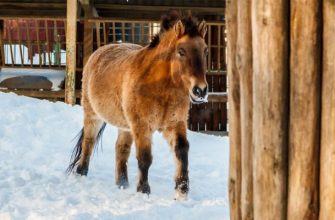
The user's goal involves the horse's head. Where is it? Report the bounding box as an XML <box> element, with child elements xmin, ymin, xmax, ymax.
<box><xmin>171</xmin><ymin>18</ymin><xmax>208</xmax><ymax>104</ymax></box>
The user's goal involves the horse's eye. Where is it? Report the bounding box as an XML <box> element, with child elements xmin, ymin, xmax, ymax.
<box><xmin>178</xmin><ymin>48</ymin><xmax>186</xmax><ymax>57</ymax></box>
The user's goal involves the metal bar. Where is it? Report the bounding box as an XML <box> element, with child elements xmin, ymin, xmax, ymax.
<box><xmin>7</xmin><ymin>20</ymin><xmax>15</xmax><ymax>66</ymax></box>
<box><xmin>16</xmin><ymin>19</ymin><xmax>24</xmax><ymax>65</ymax></box>
<box><xmin>44</xmin><ymin>20</ymin><xmax>51</xmax><ymax>67</ymax></box>
<box><xmin>35</xmin><ymin>20</ymin><xmax>42</xmax><ymax>67</ymax></box>
<box><xmin>25</xmin><ymin>20</ymin><xmax>33</xmax><ymax>66</ymax></box>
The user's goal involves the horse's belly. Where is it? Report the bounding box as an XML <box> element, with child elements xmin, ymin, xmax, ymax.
<box><xmin>89</xmin><ymin>90</ymin><xmax>130</xmax><ymax>130</ymax></box>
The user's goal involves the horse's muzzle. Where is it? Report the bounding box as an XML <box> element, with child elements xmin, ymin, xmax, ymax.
<box><xmin>190</xmin><ymin>85</ymin><xmax>208</xmax><ymax>104</ymax></box>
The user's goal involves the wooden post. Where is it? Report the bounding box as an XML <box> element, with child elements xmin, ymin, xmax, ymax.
<box><xmin>65</xmin><ymin>0</ymin><xmax>77</xmax><ymax>105</ymax></box>
<box><xmin>226</xmin><ymin>0</ymin><xmax>242</xmax><ymax>219</ymax></box>
<box><xmin>236</xmin><ymin>0</ymin><xmax>253</xmax><ymax>219</ymax></box>
<box><xmin>251</xmin><ymin>0</ymin><xmax>289</xmax><ymax>219</ymax></box>
<box><xmin>81</xmin><ymin>0</ymin><xmax>93</xmax><ymax>66</ymax></box>
<box><xmin>319</xmin><ymin>0</ymin><xmax>335</xmax><ymax>219</ymax></box>
<box><xmin>287</xmin><ymin>0</ymin><xmax>321</xmax><ymax>219</ymax></box>
<box><xmin>0</xmin><ymin>20</ymin><xmax>4</xmax><ymax>68</ymax></box>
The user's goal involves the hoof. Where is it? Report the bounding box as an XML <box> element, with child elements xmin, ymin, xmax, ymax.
<box><xmin>116</xmin><ymin>176</ymin><xmax>129</xmax><ymax>189</ymax></box>
<box><xmin>76</xmin><ymin>165</ymin><xmax>88</xmax><ymax>176</ymax></box>
<box><xmin>137</xmin><ymin>182</ymin><xmax>151</xmax><ymax>194</ymax></box>
<box><xmin>175</xmin><ymin>190</ymin><xmax>188</xmax><ymax>201</ymax></box>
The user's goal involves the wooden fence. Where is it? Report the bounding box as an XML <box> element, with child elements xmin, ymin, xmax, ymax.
<box><xmin>227</xmin><ymin>0</ymin><xmax>335</xmax><ymax>219</ymax></box>
<box><xmin>0</xmin><ymin>18</ymin><xmax>227</xmax><ymax>132</ymax></box>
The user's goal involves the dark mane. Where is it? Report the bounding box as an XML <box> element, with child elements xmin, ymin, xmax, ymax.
<box><xmin>148</xmin><ymin>12</ymin><xmax>202</xmax><ymax>49</ymax></box>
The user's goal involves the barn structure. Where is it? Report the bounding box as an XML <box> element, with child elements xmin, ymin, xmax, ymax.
<box><xmin>0</xmin><ymin>0</ymin><xmax>227</xmax><ymax>133</ymax></box>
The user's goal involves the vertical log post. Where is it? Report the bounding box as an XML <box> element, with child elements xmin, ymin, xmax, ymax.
<box><xmin>252</xmin><ymin>0</ymin><xmax>289</xmax><ymax>219</ymax></box>
<box><xmin>65</xmin><ymin>0</ymin><xmax>77</xmax><ymax>105</ymax></box>
<box><xmin>236</xmin><ymin>1</ymin><xmax>253</xmax><ymax>219</ymax></box>
<box><xmin>319</xmin><ymin>0</ymin><xmax>335</xmax><ymax>219</ymax></box>
<box><xmin>226</xmin><ymin>1</ymin><xmax>242</xmax><ymax>219</ymax></box>
<box><xmin>81</xmin><ymin>0</ymin><xmax>93</xmax><ymax>66</ymax></box>
<box><xmin>287</xmin><ymin>0</ymin><xmax>321</xmax><ymax>219</ymax></box>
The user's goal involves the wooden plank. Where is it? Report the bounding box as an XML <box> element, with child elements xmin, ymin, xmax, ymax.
<box><xmin>103</xmin><ymin>22</ymin><xmax>107</xmax><ymax>45</ymax></box>
<box><xmin>0</xmin><ymin>89</ymin><xmax>81</xmax><ymax>99</ymax></box>
<box><xmin>7</xmin><ymin>21</ymin><xmax>14</xmax><ymax>66</ymax></box>
<box><xmin>25</xmin><ymin>21</ymin><xmax>33</xmax><ymax>67</ymax></box>
<box><xmin>236</xmin><ymin>0</ymin><xmax>253</xmax><ymax>219</ymax></box>
<box><xmin>44</xmin><ymin>20</ymin><xmax>52</xmax><ymax>67</ymax></box>
<box><xmin>35</xmin><ymin>20</ymin><xmax>42</xmax><ymax>67</ymax></box>
<box><xmin>207</xmin><ymin>24</ymin><xmax>212</xmax><ymax>70</ymax></box>
<box><xmin>0</xmin><ymin>20</ymin><xmax>4</xmax><ymax>67</ymax></box>
<box><xmin>252</xmin><ymin>0</ymin><xmax>289</xmax><ymax>219</ymax></box>
<box><xmin>319</xmin><ymin>0</ymin><xmax>335</xmax><ymax>219</ymax></box>
<box><xmin>287</xmin><ymin>1</ymin><xmax>321</xmax><ymax>219</ymax></box>
<box><xmin>95</xmin><ymin>21</ymin><xmax>101</xmax><ymax>48</ymax></box>
<box><xmin>65</xmin><ymin>0</ymin><xmax>77</xmax><ymax>105</ymax></box>
<box><xmin>83</xmin><ymin>20</ymin><xmax>93</xmax><ymax>66</ymax></box>
<box><xmin>121</xmin><ymin>22</ymin><xmax>125</xmax><ymax>42</ymax></box>
<box><xmin>226</xmin><ymin>0</ymin><xmax>242</xmax><ymax>218</ymax></box>
<box><xmin>16</xmin><ymin>19</ymin><xmax>24</xmax><ymax>65</ymax></box>
<box><xmin>112</xmin><ymin>22</ymin><xmax>116</xmax><ymax>43</ymax></box>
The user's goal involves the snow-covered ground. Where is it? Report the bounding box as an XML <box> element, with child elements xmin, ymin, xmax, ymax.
<box><xmin>0</xmin><ymin>92</ymin><xmax>229</xmax><ymax>220</ymax></box>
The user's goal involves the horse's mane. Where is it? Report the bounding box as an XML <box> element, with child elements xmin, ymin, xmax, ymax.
<box><xmin>148</xmin><ymin>11</ymin><xmax>202</xmax><ymax>49</ymax></box>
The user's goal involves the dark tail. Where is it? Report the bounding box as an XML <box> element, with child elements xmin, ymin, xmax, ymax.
<box><xmin>66</xmin><ymin>123</ymin><xmax>107</xmax><ymax>174</ymax></box>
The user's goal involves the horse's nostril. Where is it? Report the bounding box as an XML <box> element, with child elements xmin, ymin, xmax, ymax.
<box><xmin>203</xmin><ymin>86</ymin><xmax>208</xmax><ymax>95</ymax></box>
<box><xmin>192</xmin><ymin>86</ymin><xmax>202</xmax><ymax>97</ymax></box>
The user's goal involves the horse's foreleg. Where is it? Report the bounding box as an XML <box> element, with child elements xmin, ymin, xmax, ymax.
<box><xmin>132</xmin><ymin>128</ymin><xmax>152</xmax><ymax>194</ymax></box>
<box><xmin>163</xmin><ymin>127</ymin><xmax>189</xmax><ymax>199</ymax></box>
<box><xmin>77</xmin><ymin>117</ymin><xmax>104</xmax><ymax>175</ymax></box>
<box><xmin>115</xmin><ymin>129</ymin><xmax>133</xmax><ymax>188</ymax></box>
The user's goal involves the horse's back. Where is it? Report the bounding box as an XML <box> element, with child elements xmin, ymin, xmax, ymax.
<box><xmin>82</xmin><ymin>43</ymin><xmax>143</xmax><ymax>129</ymax></box>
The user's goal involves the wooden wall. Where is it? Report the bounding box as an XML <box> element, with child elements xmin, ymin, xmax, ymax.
<box><xmin>227</xmin><ymin>0</ymin><xmax>334</xmax><ymax>219</ymax></box>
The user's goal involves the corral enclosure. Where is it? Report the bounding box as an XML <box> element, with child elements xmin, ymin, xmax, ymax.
<box><xmin>0</xmin><ymin>0</ymin><xmax>227</xmax><ymax>132</ymax></box>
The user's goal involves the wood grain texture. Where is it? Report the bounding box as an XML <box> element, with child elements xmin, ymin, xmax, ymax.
<box><xmin>287</xmin><ymin>0</ymin><xmax>321</xmax><ymax>219</ymax></box>
<box><xmin>226</xmin><ymin>0</ymin><xmax>242</xmax><ymax>219</ymax></box>
<box><xmin>65</xmin><ymin>0</ymin><xmax>77</xmax><ymax>105</ymax></box>
<box><xmin>236</xmin><ymin>0</ymin><xmax>253</xmax><ymax>219</ymax></box>
<box><xmin>251</xmin><ymin>0</ymin><xmax>289</xmax><ymax>219</ymax></box>
<box><xmin>319</xmin><ymin>1</ymin><xmax>335</xmax><ymax>219</ymax></box>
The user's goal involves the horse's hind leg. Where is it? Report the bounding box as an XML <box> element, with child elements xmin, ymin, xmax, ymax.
<box><xmin>76</xmin><ymin>115</ymin><xmax>104</xmax><ymax>175</ymax></box>
<box><xmin>115</xmin><ymin>129</ymin><xmax>133</xmax><ymax>188</ymax></box>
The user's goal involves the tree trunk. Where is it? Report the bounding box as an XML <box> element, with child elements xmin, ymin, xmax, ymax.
<box><xmin>319</xmin><ymin>1</ymin><xmax>335</xmax><ymax>219</ymax></box>
<box><xmin>236</xmin><ymin>0</ymin><xmax>253</xmax><ymax>219</ymax></box>
<box><xmin>287</xmin><ymin>1</ymin><xmax>321</xmax><ymax>219</ymax></box>
<box><xmin>251</xmin><ymin>0</ymin><xmax>289</xmax><ymax>219</ymax></box>
<box><xmin>226</xmin><ymin>0</ymin><xmax>242</xmax><ymax>219</ymax></box>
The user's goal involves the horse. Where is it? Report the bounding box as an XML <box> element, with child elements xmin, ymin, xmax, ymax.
<box><xmin>67</xmin><ymin>14</ymin><xmax>208</xmax><ymax>199</ymax></box>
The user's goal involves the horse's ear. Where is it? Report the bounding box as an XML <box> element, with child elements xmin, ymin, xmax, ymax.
<box><xmin>198</xmin><ymin>20</ymin><xmax>207</xmax><ymax>38</ymax></box>
<box><xmin>174</xmin><ymin>20</ymin><xmax>185</xmax><ymax>38</ymax></box>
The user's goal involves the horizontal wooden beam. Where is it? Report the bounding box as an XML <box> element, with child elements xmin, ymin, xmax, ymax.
<box><xmin>208</xmin><ymin>92</ymin><xmax>228</xmax><ymax>102</ymax></box>
<box><xmin>95</xmin><ymin>4</ymin><xmax>224</xmax><ymax>14</ymax></box>
<box><xmin>0</xmin><ymin>89</ymin><xmax>81</xmax><ymax>99</ymax></box>
<box><xmin>0</xmin><ymin>89</ymin><xmax>227</xmax><ymax>102</ymax></box>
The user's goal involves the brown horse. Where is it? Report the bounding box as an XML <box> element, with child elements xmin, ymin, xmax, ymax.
<box><xmin>67</xmin><ymin>15</ymin><xmax>208</xmax><ymax>199</ymax></box>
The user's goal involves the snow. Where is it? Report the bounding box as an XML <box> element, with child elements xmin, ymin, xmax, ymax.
<box><xmin>0</xmin><ymin>92</ymin><xmax>230</xmax><ymax>220</ymax></box>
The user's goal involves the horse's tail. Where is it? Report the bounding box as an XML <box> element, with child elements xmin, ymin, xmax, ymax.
<box><xmin>66</xmin><ymin>123</ymin><xmax>107</xmax><ymax>174</ymax></box>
